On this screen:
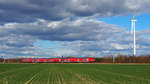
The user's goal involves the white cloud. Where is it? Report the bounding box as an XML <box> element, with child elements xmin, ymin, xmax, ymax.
<box><xmin>111</xmin><ymin>44</ymin><xmax>129</xmax><ymax>50</ymax></box>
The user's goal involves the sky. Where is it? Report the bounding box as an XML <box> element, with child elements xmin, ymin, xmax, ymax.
<box><xmin>0</xmin><ymin>0</ymin><xmax>150</xmax><ymax>58</ymax></box>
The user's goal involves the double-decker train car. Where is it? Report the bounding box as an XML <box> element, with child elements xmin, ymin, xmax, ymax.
<box><xmin>22</xmin><ymin>57</ymin><xmax>95</xmax><ymax>63</ymax></box>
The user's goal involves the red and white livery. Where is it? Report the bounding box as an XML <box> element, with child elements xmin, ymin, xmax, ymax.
<box><xmin>22</xmin><ymin>57</ymin><xmax>95</xmax><ymax>63</ymax></box>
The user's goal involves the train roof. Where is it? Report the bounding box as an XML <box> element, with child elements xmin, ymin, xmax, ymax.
<box><xmin>23</xmin><ymin>57</ymin><xmax>94</xmax><ymax>59</ymax></box>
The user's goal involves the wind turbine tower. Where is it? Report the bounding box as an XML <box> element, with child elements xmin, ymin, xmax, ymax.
<box><xmin>131</xmin><ymin>15</ymin><xmax>136</xmax><ymax>56</ymax></box>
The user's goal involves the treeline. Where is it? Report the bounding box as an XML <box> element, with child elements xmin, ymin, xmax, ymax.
<box><xmin>0</xmin><ymin>58</ymin><xmax>22</xmax><ymax>63</ymax></box>
<box><xmin>1</xmin><ymin>55</ymin><xmax>150</xmax><ymax>63</ymax></box>
<box><xmin>95</xmin><ymin>55</ymin><xmax>150</xmax><ymax>63</ymax></box>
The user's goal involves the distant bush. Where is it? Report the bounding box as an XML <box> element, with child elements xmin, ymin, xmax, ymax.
<box><xmin>95</xmin><ymin>58</ymin><xmax>102</xmax><ymax>62</ymax></box>
<box><xmin>0</xmin><ymin>58</ymin><xmax>3</xmax><ymax>63</ymax></box>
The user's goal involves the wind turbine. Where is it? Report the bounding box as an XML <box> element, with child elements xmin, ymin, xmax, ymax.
<box><xmin>131</xmin><ymin>7</ymin><xmax>137</xmax><ymax>56</ymax></box>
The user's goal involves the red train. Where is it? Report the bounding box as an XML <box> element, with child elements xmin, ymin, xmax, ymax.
<box><xmin>22</xmin><ymin>57</ymin><xmax>95</xmax><ymax>63</ymax></box>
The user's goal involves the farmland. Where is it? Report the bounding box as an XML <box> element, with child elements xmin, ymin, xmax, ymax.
<box><xmin>0</xmin><ymin>64</ymin><xmax>150</xmax><ymax>84</ymax></box>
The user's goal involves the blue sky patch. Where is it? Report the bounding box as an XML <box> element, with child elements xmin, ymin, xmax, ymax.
<box><xmin>98</xmin><ymin>13</ymin><xmax>150</xmax><ymax>31</ymax></box>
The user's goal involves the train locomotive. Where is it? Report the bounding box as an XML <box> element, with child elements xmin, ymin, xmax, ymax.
<box><xmin>22</xmin><ymin>57</ymin><xmax>95</xmax><ymax>63</ymax></box>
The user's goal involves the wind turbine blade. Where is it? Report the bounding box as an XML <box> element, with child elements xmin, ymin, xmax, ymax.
<box><xmin>131</xmin><ymin>20</ymin><xmax>133</xmax><ymax>34</ymax></box>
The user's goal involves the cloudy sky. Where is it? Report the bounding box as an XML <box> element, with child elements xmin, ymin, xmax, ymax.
<box><xmin>0</xmin><ymin>0</ymin><xmax>150</xmax><ymax>58</ymax></box>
